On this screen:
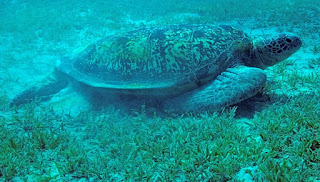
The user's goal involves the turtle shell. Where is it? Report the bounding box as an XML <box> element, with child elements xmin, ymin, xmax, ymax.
<box><xmin>57</xmin><ymin>24</ymin><xmax>251</xmax><ymax>96</ymax></box>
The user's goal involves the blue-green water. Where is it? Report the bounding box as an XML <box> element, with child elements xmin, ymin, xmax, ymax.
<box><xmin>0</xmin><ymin>0</ymin><xmax>319</xmax><ymax>181</ymax></box>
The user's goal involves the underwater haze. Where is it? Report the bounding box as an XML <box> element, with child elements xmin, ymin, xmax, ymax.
<box><xmin>0</xmin><ymin>0</ymin><xmax>320</xmax><ymax>181</ymax></box>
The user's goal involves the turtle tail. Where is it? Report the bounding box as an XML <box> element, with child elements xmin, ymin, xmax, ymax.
<box><xmin>10</xmin><ymin>68</ymin><xmax>69</xmax><ymax>107</ymax></box>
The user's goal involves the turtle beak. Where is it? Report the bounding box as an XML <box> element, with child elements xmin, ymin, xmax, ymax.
<box><xmin>284</xmin><ymin>33</ymin><xmax>302</xmax><ymax>51</ymax></box>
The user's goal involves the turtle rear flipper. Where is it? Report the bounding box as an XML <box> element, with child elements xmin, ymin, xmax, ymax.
<box><xmin>163</xmin><ymin>66</ymin><xmax>267</xmax><ymax>112</ymax></box>
<box><xmin>10</xmin><ymin>69</ymin><xmax>69</xmax><ymax>107</ymax></box>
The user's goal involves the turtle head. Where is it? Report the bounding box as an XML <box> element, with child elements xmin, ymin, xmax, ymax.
<box><xmin>252</xmin><ymin>33</ymin><xmax>302</xmax><ymax>69</ymax></box>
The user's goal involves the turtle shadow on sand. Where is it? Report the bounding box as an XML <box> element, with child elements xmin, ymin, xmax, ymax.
<box><xmin>233</xmin><ymin>91</ymin><xmax>291</xmax><ymax>119</ymax></box>
<box><xmin>10</xmin><ymin>24</ymin><xmax>302</xmax><ymax>114</ymax></box>
<box><xmin>76</xmin><ymin>84</ymin><xmax>292</xmax><ymax>119</ymax></box>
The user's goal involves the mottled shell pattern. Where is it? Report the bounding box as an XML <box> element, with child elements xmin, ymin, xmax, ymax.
<box><xmin>58</xmin><ymin>24</ymin><xmax>251</xmax><ymax>96</ymax></box>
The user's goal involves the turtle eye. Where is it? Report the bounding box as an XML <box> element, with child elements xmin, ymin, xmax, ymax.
<box><xmin>285</xmin><ymin>38</ymin><xmax>292</xmax><ymax>43</ymax></box>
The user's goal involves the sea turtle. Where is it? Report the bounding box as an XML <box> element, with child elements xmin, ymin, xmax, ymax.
<box><xmin>10</xmin><ymin>24</ymin><xmax>302</xmax><ymax>112</ymax></box>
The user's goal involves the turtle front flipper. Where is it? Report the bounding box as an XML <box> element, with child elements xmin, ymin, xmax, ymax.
<box><xmin>10</xmin><ymin>68</ymin><xmax>69</xmax><ymax>107</ymax></box>
<box><xmin>163</xmin><ymin>66</ymin><xmax>267</xmax><ymax>112</ymax></box>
